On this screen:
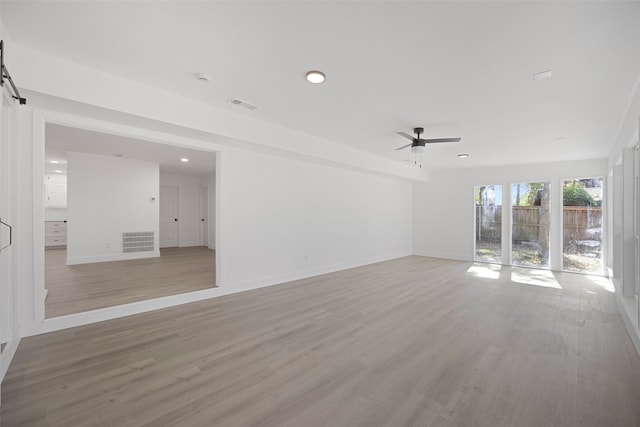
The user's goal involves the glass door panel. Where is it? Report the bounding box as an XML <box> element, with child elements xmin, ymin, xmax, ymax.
<box><xmin>475</xmin><ymin>185</ymin><xmax>502</xmax><ymax>263</ymax></box>
<box><xmin>562</xmin><ymin>178</ymin><xmax>603</xmax><ymax>274</ymax></box>
<box><xmin>511</xmin><ymin>182</ymin><xmax>550</xmax><ymax>268</ymax></box>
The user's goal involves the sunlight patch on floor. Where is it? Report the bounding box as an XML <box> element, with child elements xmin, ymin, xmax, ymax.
<box><xmin>511</xmin><ymin>268</ymin><xmax>562</xmax><ymax>289</ymax></box>
<box><xmin>467</xmin><ymin>263</ymin><xmax>501</xmax><ymax>279</ymax></box>
<box><xmin>586</xmin><ymin>275</ymin><xmax>615</xmax><ymax>293</ymax></box>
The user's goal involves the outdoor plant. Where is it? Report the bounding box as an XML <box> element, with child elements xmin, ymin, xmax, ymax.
<box><xmin>563</xmin><ymin>182</ymin><xmax>596</xmax><ymax>206</ymax></box>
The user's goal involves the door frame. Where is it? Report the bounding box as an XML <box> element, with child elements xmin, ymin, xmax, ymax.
<box><xmin>200</xmin><ymin>186</ymin><xmax>209</xmax><ymax>247</ymax></box>
<box><xmin>31</xmin><ymin>109</ymin><xmax>223</xmax><ymax>335</ymax></box>
<box><xmin>0</xmin><ymin>88</ymin><xmax>19</xmax><ymax>391</ymax></box>
<box><xmin>159</xmin><ymin>184</ymin><xmax>180</xmax><ymax>248</ymax></box>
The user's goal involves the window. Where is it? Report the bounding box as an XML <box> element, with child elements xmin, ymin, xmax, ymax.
<box><xmin>511</xmin><ymin>182</ymin><xmax>550</xmax><ymax>268</ymax></box>
<box><xmin>475</xmin><ymin>185</ymin><xmax>502</xmax><ymax>263</ymax></box>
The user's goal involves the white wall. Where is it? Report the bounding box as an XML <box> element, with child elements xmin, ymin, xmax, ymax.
<box><xmin>4</xmin><ymin>104</ymin><xmax>413</xmax><ymax>339</ymax></box>
<box><xmin>413</xmin><ymin>159</ymin><xmax>608</xmax><ymax>270</ymax></box>
<box><xmin>160</xmin><ymin>173</ymin><xmax>201</xmax><ymax>247</ymax></box>
<box><xmin>67</xmin><ymin>152</ymin><xmax>159</xmax><ymax>264</ymax></box>
<box><xmin>219</xmin><ymin>149</ymin><xmax>412</xmax><ymax>288</ymax></box>
<box><xmin>607</xmin><ymin>75</ymin><xmax>640</xmax><ymax>355</ymax></box>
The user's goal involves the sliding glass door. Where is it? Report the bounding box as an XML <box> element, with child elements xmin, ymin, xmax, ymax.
<box><xmin>511</xmin><ymin>182</ymin><xmax>550</xmax><ymax>268</ymax></box>
<box><xmin>562</xmin><ymin>178</ymin><xmax>603</xmax><ymax>274</ymax></box>
<box><xmin>475</xmin><ymin>185</ymin><xmax>502</xmax><ymax>263</ymax></box>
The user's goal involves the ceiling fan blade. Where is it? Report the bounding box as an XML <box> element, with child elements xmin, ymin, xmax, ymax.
<box><xmin>396</xmin><ymin>132</ymin><xmax>415</xmax><ymax>141</ymax></box>
<box><xmin>395</xmin><ymin>143</ymin><xmax>412</xmax><ymax>151</ymax></box>
<box><xmin>421</xmin><ymin>137</ymin><xmax>462</xmax><ymax>144</ymax></box>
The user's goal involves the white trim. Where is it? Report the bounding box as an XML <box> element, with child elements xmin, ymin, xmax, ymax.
<box><xmin>66</xmin><ymin>250</ymin><xmax>160</xmax><ymax>265</ymax></box>
<box><xmin>22</xmin><ymin>251</ymin><xmax>411</xmax><ymax>337</ymax></box>
<box><xmin>33</xmin><ymin>110</ymin><xmax>46</xmax><ymax>322</ymax></box>
<box><xmin>413</xmin><ymin>250</ymin><xmax>471</xmax><ymax>262</ymax></box>
<box><xmin>226</xmin><ymin>250</ymin><xmax>414</xmax><ymax>292</ymax></box>
<box><xmin>215</xmin><ymin>152</ymin><xmax>223</xmax><ymax>285</ymax></box>
<box><xmin>32</xmin><ymin>109</ymin><xmax>223</xmax><ymax>329</ymax></box>
<box><xmin>0</xmin><ymin>327</ymin><xmax>21</xmax><ymax>385</ymax></box>
<box><xmin>178</xmin><ymin>242</ymin><xmax>201</xmax><ymax>248</ymax></box>
<box><xmin>616</xmin><ymin>291</ymin><xmax>640</xmax><ymax>357</ymax></box>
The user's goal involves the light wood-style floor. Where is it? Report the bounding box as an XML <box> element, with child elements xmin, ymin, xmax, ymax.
<box><xmin>4</xmin><ymin>256</ymin><xmax>640</xmax><ymax>426</ymax></box>
<box><xmin>45</xmin><ymin>247</ymin><xmax>216</xmax><ymax>318</ymax></box>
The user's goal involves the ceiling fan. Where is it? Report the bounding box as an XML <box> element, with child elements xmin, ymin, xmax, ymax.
<box><xmin>396</xmin><ymin>127</ymin><xmax>461</xmax><ymax>153</ymax></box>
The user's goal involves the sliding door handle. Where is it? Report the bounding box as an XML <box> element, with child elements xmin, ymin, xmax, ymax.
<box><xmin>0</xmin><ymin>218</ymin><xmax>12</xmax><ymax>253</ymax></box>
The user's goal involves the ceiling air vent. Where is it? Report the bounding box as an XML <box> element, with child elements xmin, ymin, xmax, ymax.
<box><xmin>227</xmin><ymin>98</ymin><xmax>258</xmax><ymax>111</ymax></box>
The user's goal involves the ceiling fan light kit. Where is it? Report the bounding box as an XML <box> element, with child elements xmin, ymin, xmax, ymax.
<box><xmin>396</xmin><ymin>126</ymin><xmax>462</xmax><ymax>167</ymax></box>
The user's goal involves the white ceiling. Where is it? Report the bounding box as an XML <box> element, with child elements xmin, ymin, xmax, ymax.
<box><xmin>45</xmin><ymin>123</ymin><xmax>216</xmax><ymax>177</ymax></box>
<box><xmin>4</xmin><ymin>1</ymin><xmax>640</xmax><ymax>170</ymax></box>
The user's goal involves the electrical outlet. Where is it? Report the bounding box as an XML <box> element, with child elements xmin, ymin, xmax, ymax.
<box><xmin>105</xmin><ymin>242</ymin><xmax>111</xmax><ymax>248</ymax></box>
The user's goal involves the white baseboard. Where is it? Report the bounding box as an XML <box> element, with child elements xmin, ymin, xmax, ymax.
<box><xmin>1</xmin><ymin>327</ymin><xmax>21</xmax><ymax>385</ymax></box>
<box><xmin>178</xmin><ymin>241</ymin><xmax>201</xmax><ymax>248</ymax></box>
<box><xmin>412</xmin><ymin>250</ymin><xmax>471</xmax><ymax>262</ymax></box>
<box><xmin>178</xmin><ymin>242</ymin><xmax>202</xmax><ymax>248</ymax></box>
<box><xmin>21</xmin><ymin>250</ymin><xmax>413</xmax><ymax>337</ymax></box>
<box><xmin>66</xmin><ymin>251</ymin><xmax>161</xmax><ymax>265</ymax></box>
<box><xmin>615</xmin><ymin>291</ymin><xmax>640</xmax><ymax>357</ymax></box>
<box><xmin>225</xmin><ymin>250</ymin><xmax>414</xmax><ymax>292</ymax></box>
<box><xmin>22</xmin><ymin>288</ymin><xmax>222</xmax><ymax>337</ymax></box>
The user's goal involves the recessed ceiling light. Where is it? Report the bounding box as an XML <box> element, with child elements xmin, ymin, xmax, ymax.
<box><xmin>195</xmin><ymin>73</ymin><xmax>212</xmax><ymax>83</ymax></box>
<box><xmin>458</xmin><ymin>153</ymin><xmax>469</xmax><ymax>159</ymax></box>
<box><xmin>181</xmin><ymin>158</ymin><xmax>189</xmax><ymax>162</ymax></box>
<box><xmin>533</xmin><ymin>69</ymin><xmax>552</xmax><ymax>81</ymax></box>
<box><xmin>49</xmin><ymin>160</ymin><xmax>60</xmax><ymax>164</ymax></box>
<box><xmin>306</xmin><ymin>70</ymin><xmax>326</xmax><ymax>84</ymax></box>
<box><xmin>54</xmin><ymin>170</ymin><xmax>63</xmax><ymax>173</ymax></box>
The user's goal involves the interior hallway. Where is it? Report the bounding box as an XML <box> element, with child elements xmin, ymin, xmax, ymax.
<box><xmin>45</xmin><ymin>246</ymin><xmax>216</xmax><ymax>318</ymax></box>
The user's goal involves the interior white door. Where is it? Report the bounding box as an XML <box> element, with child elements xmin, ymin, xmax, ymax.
<box><xmin>0</xmin><ymin>93</ymin><xmax>12</xmax><ymax>357</ymax></box>
<box><xmin>160</xmin><ymin>185</ymin><xmax>179</xmax><ymax>248</ymax></box>
<box><xmin>201</xmin><ymin>187</ymin><xmax>208</xmax><ymax>247</ymax></box>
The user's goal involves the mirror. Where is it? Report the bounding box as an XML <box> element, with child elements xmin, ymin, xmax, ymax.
<box><xmin>44</xmin><ymin>124</ymin><xmax>217</xmax><ymax>318</ymax></box>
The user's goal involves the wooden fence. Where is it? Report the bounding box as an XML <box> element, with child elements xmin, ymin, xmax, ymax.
<box><xmin>476</xmin><ymin>206</ymin><xmax>602</xmax><ymax>244</ymax></box>
<box><xmin>562</xmin><ymin>206</ymin><xmax>602</xmax><ymax>243</ymax></box>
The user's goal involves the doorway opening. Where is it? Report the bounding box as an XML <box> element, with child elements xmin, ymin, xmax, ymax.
<box><xmin>43</xmin><ymin>123</ymin><xmax>217</xmax><ymax>318</ymax></box>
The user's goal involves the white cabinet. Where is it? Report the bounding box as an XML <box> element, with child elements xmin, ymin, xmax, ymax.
<box><xmin>45</xmin><ymin>174</ymin><xmax>67</xmax><ymax>208</ymax></box>
<box><xmin>45</xmin><ymin>221</ymin><xmax>67</xmax><ymax>247</ymax></box>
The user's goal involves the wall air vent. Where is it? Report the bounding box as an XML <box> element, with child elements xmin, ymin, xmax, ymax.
<box><xmin>122</xmin><ymin>231</ymin><xmax>154</xmax><ymax>253</ymax></box>
<box><xmin>227</xmin><ymin>98</ymin><xmax>258</xmax><ymax>111</ymax></box>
